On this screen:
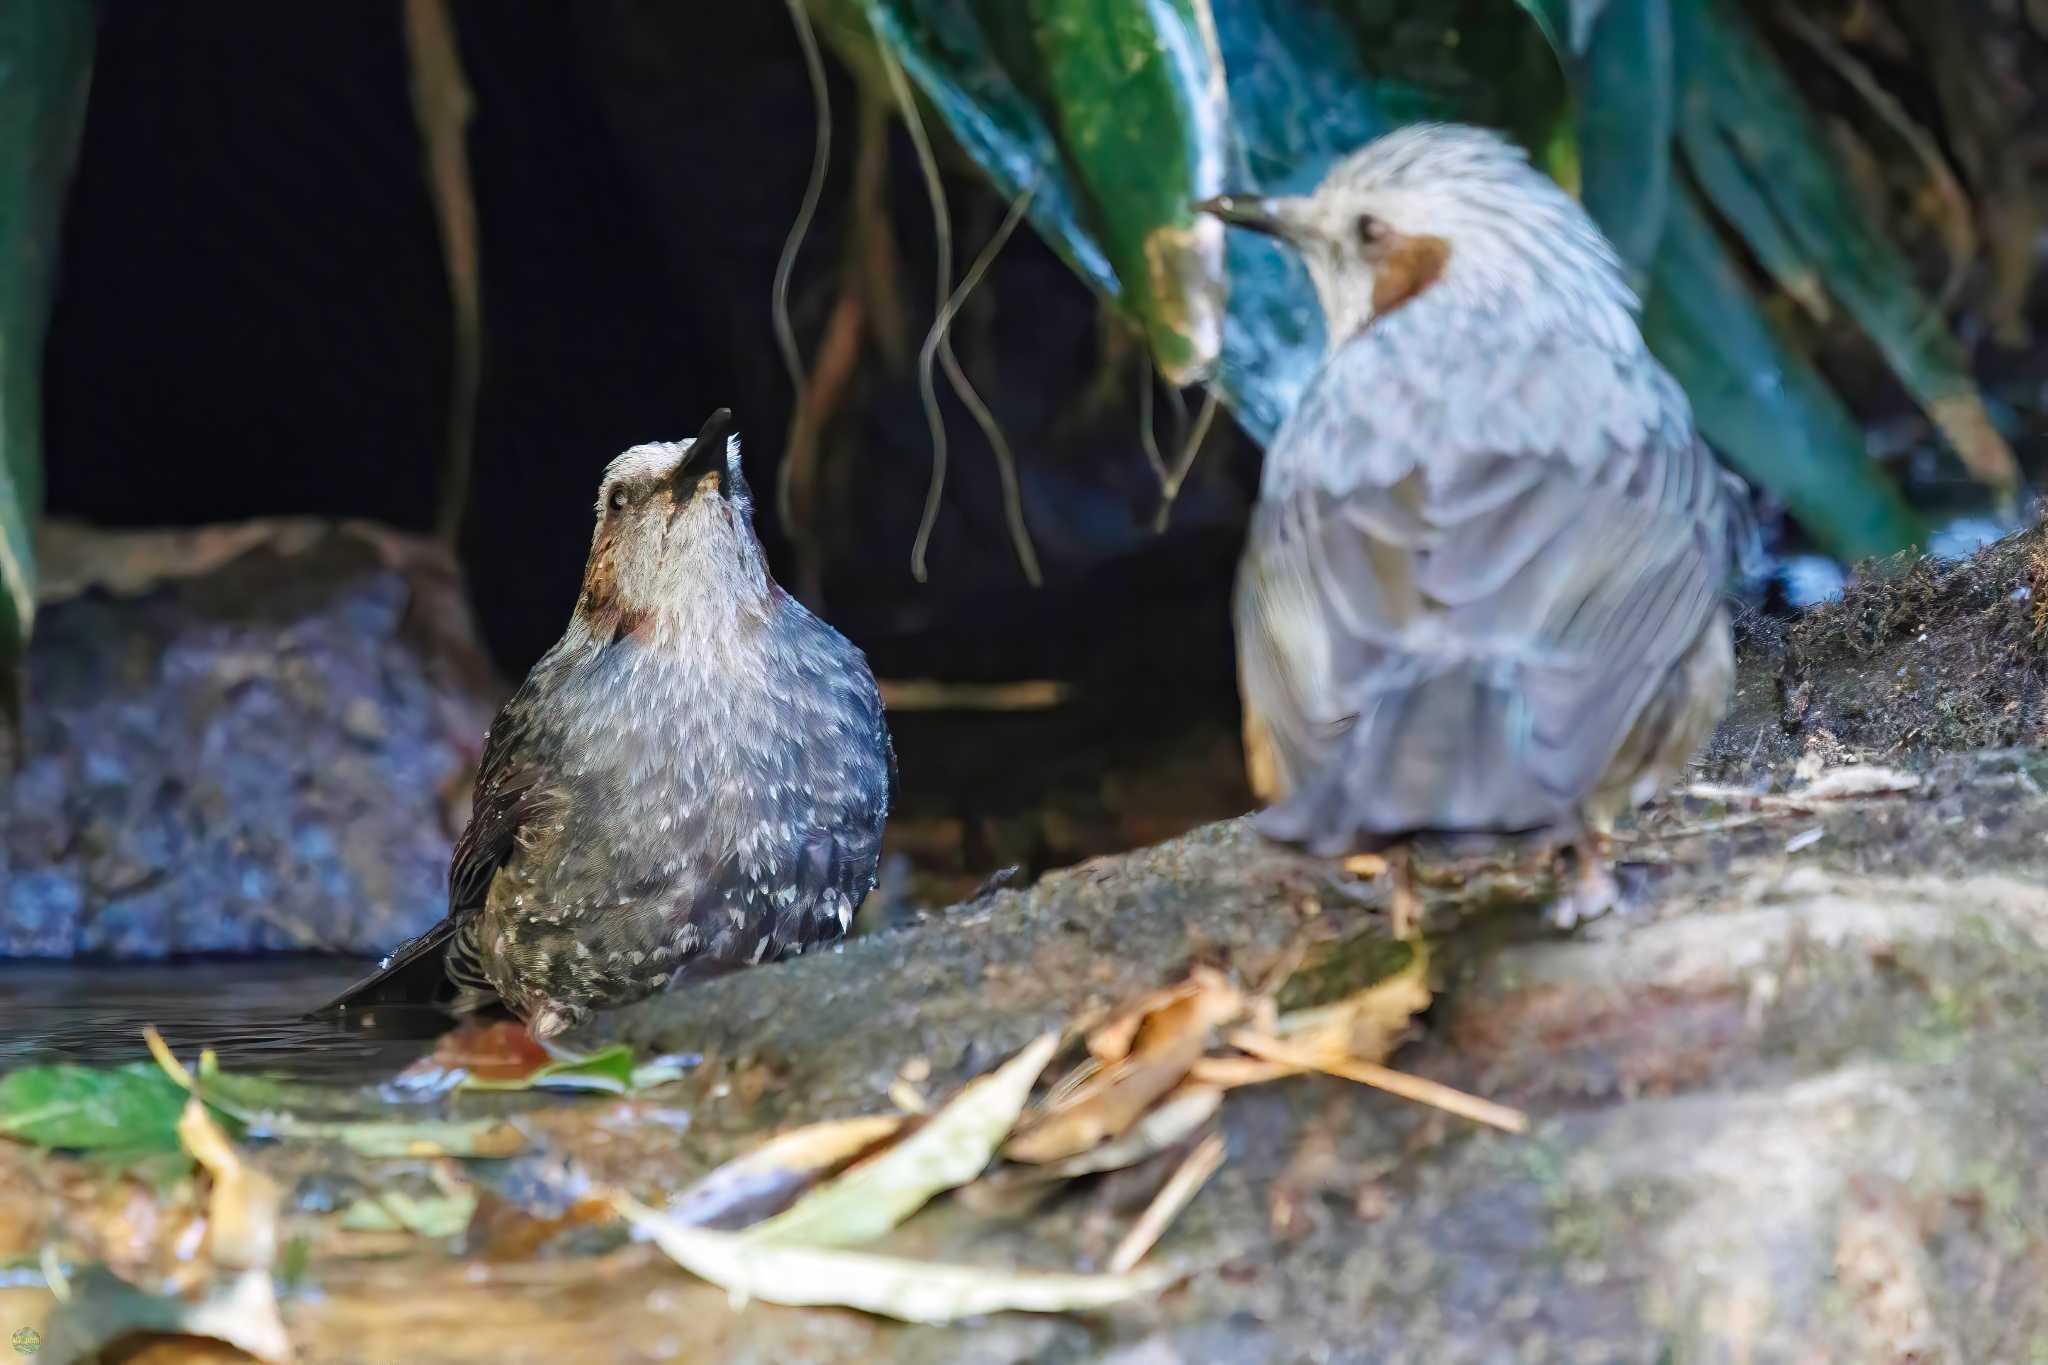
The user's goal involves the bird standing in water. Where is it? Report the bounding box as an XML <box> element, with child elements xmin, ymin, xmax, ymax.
<box><xmin>327</xmin><ymin>409</ymin><xmax>893</xmax><ymax>1036</ymax></box>
<box><xmin>1200</xmin><ymin>124</ymin><xmax>1739</xmax><ymax>928</ymax></box>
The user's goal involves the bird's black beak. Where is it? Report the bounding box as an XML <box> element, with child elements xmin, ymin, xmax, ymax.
<box><xmin>1195</xmin><ymin>193</ymin><xmax>1288</xmax><ymax>237</ymax></box>
<box><xmin>676</xmin><ymin>407</ymin><xmax>737</xmax><ymax>498</ymax></box>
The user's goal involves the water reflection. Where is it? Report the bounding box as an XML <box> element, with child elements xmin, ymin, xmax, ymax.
<box><xmin>0</xmin><ymin>959</ymin><xmax>448</xmax><ymax>1084</ymax></box>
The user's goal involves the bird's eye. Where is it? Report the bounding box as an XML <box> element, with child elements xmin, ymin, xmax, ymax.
<box><xmin>608</xmin><ymin>488</ymin><xmax>630</xmax><ymax>512</ymax></box>
<box><xmin>1356</xmin><ymin>213</ymin><xmax>1389</xmax><ymax>246</ymax></box>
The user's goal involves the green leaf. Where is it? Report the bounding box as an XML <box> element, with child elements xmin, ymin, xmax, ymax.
<box><xmin>1574</xmin><ymin>0</ymin><xmax>1673</xmax><ymax>276</ymax></box>
<box><xmin>0</xmin><ymin>1063</ymin><xmax>192</xmax><ymax>1151</ymax></box>
<box><xmin>1020</xmin><ymin>0</ymin><xmax>1229</xmax><ymax>384</ymax></box>
<box><xmin>0</xmin><ymin>0</ymin><xmax>93</xmax><ymax>729</ymax></box>
<box><xmin>1669</xmin><ymin>0</ymin><xmax>2017</xmax><ymax>494</ymax></box>
<box><xmin>1643</xmin><ymin>187</ymin><xmax>1922</xmax><ymax>560</ymax></box>
<box><xmin>1207</xmin><ymin>0</ymin><xmax>1396</xmax><ymax>440</ymax></box>
<box><xmin>856</xmin><ymin>0</ymin><xmax>1118</xmax><ymax>295</ymax></box>
<box><xmin>1510</xmin><ymin>0</ymin><xmax>1573</xmax><ymax>55</ymax></box>
<box><xmin>339</xmin><ymin>1185</ymin><xmax>479</xmax><ymax>1238</ymax></box>
<box><xmin>191</xmin><ymin>1053</ymin><xmax>527</xmax><ymax>1157</ymax></box>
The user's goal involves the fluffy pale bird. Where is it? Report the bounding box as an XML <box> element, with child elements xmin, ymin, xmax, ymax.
<box><xmin>1201</xmin><ymin>124</ymin><xmax>1740</xmax><ymax>925</ymax></box>
<box><xmin>327</xmin><ymin>409</ymin><xmax>894</xmax><ymax>1036</ymax></box>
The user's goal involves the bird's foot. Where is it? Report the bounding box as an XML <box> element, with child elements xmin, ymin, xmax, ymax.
<box><xmin>527</xmin><ymin>1001</ymin><xmax>590</xmax><ymax>1040</ymax></box>
<box><xmin>1387</xmin><ymin>847</ymin><xmax>1423</xmax><ymax>941</ymax></box>
<box><xmin>1546</xmin><ymin>833</ymin><xmax>1623</xmax><ymax>930</ymax></box>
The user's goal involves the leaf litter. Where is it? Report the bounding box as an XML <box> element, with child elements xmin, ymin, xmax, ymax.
<box><xmin>38</xmin><ymin>1098</ymin><xmax>292</xmax><ymax>1364</ymax></box>
<box><xmin>0</xmin><ymin>930</ymin><xmax>1529</xmax><ymax>1343</ymax></box>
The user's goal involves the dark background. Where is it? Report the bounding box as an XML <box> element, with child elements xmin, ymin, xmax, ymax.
<box><xmin>43</xmin><ymin>2</ymin><xmax>1253</xmax><ymax>662</ymax></box>
<box><xmin>39</xmin><ymin>1</ymin><xmax>1264</xmax><ymax>888</ymax></box>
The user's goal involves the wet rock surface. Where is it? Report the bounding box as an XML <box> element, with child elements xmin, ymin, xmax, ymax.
<box><xmin>508</xmin><ymin>762</ymin><xmax>2042</xmax><ymax>1363</ymax></box>
<box><xmin>1</xmin><ymin>520</ymin><xmax>498</xmax><ymax>957</ymax></box>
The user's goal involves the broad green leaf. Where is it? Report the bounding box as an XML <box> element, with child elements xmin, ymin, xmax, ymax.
<box><xmin>1670</xmin><ymin>0</ymin><xmax>2017</xmax><ymax>494</ymax></box>
<box><xmin>1510</xmin><ymin>0</ymin><xmax>1572</xmax><ymax>55</ymax></box>
<box><xmin>2</xmin><ymin>1048</ymin><xmax>527</xmax><ymax>1161</ymax></box>
<box><xmin>1574</xmin><ymin>0</ymin><xmax>1673</xmax><ymax>276</ymax></box>
<box><xmin>0</xmin><ymin>0</ymin><xmax>92</xmax><ymax>729</ymax></box>
<box><xmin>1022</xmin><ymin>0</ymin><xmax>1229</xmax><ymax>384</ymax></box>
<box><xmin>0</xmin><ymin>1062</ymin><xmax>190</xmax><ymax>1151</ymax></box>
<box><xmin>1644</xmin><ymin>187</ymin><xmax>1922</xmax><ymax>560</ymax></box>
<box><xmin>853</xmin><ymin>0</ymin><xmax>1118</xmax><ymax>295</ymax></box>
<box><xmin>1207</xmin><ymin>0</ymin><xmax>1397</xmax><ymax>439</ymax></box>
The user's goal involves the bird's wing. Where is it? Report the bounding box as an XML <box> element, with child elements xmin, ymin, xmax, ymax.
<box><xmin>762</xmin><ymin>645</ymin><xmax>892</xmax><ymax>953</ymax></box>
<box><xmin>447</xmin><ymin>689</ymin><xmax>552</xmax><ymax>916</ymax></box>
<box><xmin>1239</xmin><ymin>321</ymin><xmax>1732</xmax><ymax>846</ymax></box>
<box><xmin>319</xmin><ymin>684</ymin><xmax>553</xmax><ymax>1013</ymax></box>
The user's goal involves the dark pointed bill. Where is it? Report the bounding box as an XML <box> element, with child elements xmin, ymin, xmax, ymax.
<box><xmin>1195</xmin><ymin>193</ymin><xmax>1286</xmax><ymax>236</ymax></box>
<box><xmin>677</xmin><ymin>407</ymin><xmax>737</xmax><ymax>496</ymax></box>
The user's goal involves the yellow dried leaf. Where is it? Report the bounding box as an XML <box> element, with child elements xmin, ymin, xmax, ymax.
<box><xmin>743</xmin><ymin>1033</ymin><xmax>1058</xmax><ymax>1248</ymax></box>
<box><xmin>1271</xmin><ymin>938</ymin><xmax>1431</xmax><ymax>1064</ymax></box>
<box><xmin>617</xmin><ymin>1194</ymin><xmax>1174</xmax><ymax>1324</ymax></box>
<box><xmin>665</xmin><ymin>1115</ymin><xmax>905</xmax><ymax>1231</ymax></box>
<box><xmin>1007</xmin><ymin>972</ymin><xmax>1243</xmax><ymax>1165</ymax></box>
<box><xmin>1022</xmin><ymin>1086</ymin><xmax>1222</xmax><ymax>1181</ymax></box>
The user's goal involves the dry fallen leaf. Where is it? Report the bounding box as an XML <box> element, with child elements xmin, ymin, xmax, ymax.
<box><xmin>425</xmin><ymin>1018</ymin><xmax>553</xmax><ymax>1081</ymax></box>
<box><xmin>1341</xmin><ymin>853</ymin><xmax>1388</xmax><ymax>879</ymax></box>
<box><xmin>1021</xmin><ymin>1086</ymin><xmax>1222</xmax><ymax>1182</ymax></box>
<box><xmin>1185</xmin><ymin>1056</ymin><xmax>1302</xmax><ymax>1089</ymax></box>
<box><xmin>1007</xmin><ymin>973</ymin><xmax>1243</xmax><ymax>1164</ymax></box>
<box><xmin>177</xmin><ymin>1100</ymin><xmax>278</xmax><ymax>1272</ymax></box>
<box><xmin>1796</xmin><ymin>764</ymin><xmax>1921</xmax><ymax>800</ymax></box>
<box><xmin>665</xmin><ymin>1115</ymin><xmax>906</xmax><ymax>1231</ymax></box>
<box><xmin>743</xmin><ymin>1033</ymin><xmax>1059</xmax><ymax>1248</ymax></box>
<box><xmin>1087</xmin><ymin>971</ymin><xmax>1220</xmax><ymax>1065</ymax></box>
<box><xmin>1271</xmin><ymin>938</ymin><xmax>1432</xmax><ymax>1065</ymax></box>
<box><xmin>616</xmin><ymin>1193</ymin><xmax>1175</xmax><ymax>1324</ymax></box>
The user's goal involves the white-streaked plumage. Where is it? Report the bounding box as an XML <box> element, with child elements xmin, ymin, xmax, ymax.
<box><xmin>328</xmin><ymin>412</ymin><xmax>893</xmax><ymax>1036</ymax></box>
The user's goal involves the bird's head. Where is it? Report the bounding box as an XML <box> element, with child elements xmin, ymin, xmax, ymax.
<box><xmin>574</xmin><ymin>407</ymin><xmax>771</xmax><ymax>641</ymax></box>
<box><xmin>1198</xmin><ymin>123</ymin><xmax>1635</xmax><ymax>350</ymax></box>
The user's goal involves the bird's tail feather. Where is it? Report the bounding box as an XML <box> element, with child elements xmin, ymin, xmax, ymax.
<box><xmin>1255</xmin><ymin>664</ymin><xmax>1602</xmax><ymax>855</ymax></box>
<box><xmin>315</xmin><ymin>919</ymin><xmax>462</xmax><ymax>1015</ymax></box>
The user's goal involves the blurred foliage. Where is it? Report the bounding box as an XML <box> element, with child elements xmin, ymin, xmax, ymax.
<box><xmin>0</xmin><ymin>0</ymin><xmax>92</xmax><ymax>730</ymax></box>
<box><xmin>1667</xmin><ymin>0</ymin><xmax>2017</xmax><ymax>498</ymax></box>
<box><xmin>818</xmin><ymin>0</ymin><xmax>2023</xmax><ymax>559</ymax></box>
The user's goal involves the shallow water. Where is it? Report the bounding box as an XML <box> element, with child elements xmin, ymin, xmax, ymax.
<box><xmin>0</xmin><ymin>959</ymin><xmax>450</xmax><ymax>1084</ymax></box>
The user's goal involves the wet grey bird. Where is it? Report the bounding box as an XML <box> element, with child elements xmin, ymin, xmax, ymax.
<box><xmin>327</xmin><ymin>409</ymin><xmax>893</xmax><ymax>1036</ymax></box>
<box><xmin>1199</xmin><ymin>124</ymin><xmax>1739</xmax><ymax>926</ymax></box>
